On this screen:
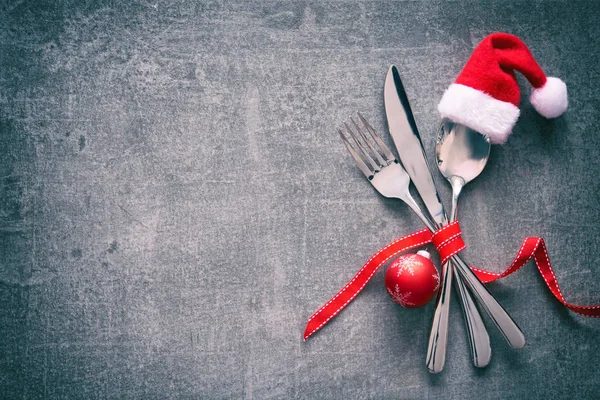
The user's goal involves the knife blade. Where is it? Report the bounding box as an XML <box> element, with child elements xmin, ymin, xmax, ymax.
<box><xmin>384</xmin><ymin>65</ymin><xmax>446</xmax><ymax>226</ymax></box>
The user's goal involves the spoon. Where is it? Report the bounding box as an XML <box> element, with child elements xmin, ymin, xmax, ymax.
<box><xmin>436</xmin><ymin>118</ymin><xmax>492</xmax><ymax>368</ymax></box>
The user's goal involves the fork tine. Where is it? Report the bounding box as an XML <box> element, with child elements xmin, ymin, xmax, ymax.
<box><xmin>338</xmin><ymin>129</ymin><xmax>374</xmax><ymax>179</ymax></box>
<box><xmin>351</xmin><ymin>117</ymin><xmax>387</xmax><ymax>167</ymax></box>
<box><xmin>344</xmin><ymin>122</ymin><xmax>380</xmax><ymax>171</ymax></box>
<box><xmin>357</xmin><ymin>112</ymin><xmax>396</xmax><ymax>162</ymax></box>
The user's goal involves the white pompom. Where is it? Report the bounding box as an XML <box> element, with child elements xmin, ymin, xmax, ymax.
<box><xmin>530</xmin><ymin>77</ymin><xmax>568</xmax><ymax>118</ymax></box>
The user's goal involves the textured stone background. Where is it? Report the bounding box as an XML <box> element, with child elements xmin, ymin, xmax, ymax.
<box><xmin>1</xmin><ymin>0</ymin><xmax>600</xmax><ymax>398</ymax></box>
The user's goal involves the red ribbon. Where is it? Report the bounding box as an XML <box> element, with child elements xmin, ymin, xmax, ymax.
<box><xmin>304</xmin><ymin>221</ymin><xmax>600</xmax><ymax>341</ymax></box>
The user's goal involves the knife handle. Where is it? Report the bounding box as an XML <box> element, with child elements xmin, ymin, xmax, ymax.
<box><xmin>453</xmin><ymin>265</ymin><xmax>492</xmax><ymax>368</ymax></box>
<box><xmin>426</xmin><ymin>259</ymin><xmax>492</xmax><ymax>373</ymax></box>
<box><xmin>452</xmin><ymin>255</ymin><xmax>526</xmax><ymax>349</ymax></box>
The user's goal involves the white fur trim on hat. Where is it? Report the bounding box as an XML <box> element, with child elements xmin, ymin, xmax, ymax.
<box><xmin>530</xmin><ymin>77</ymin><xmax>568</xmax><ymax>118</ymax></box>
<box><xmin>438</xmin><ymin>84</ymin><xmax>520</xmax><ymax>144</ymax></box>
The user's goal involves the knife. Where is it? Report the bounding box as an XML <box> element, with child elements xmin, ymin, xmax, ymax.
<box><xmin>384</xmin><ymin>65</ymin><xmax>524</xmax><ymax>371</ymax></box>
<box><xmin>383</xmin><ymin>64</ymin><xmax>487</xmax><ymax>372</ymax></box>
<box><xmin>383</xmin><ymin>67</ymin><xmax>446</xmax><ymax>227</ymax></box>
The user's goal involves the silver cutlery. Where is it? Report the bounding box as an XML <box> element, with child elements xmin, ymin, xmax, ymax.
<box><xmin>436</xmin><ymin>118</ymin><xmax>493</xmax><ymax>368</ymax></box>
<box><xmin>383</xmin><ymin>65</ymin><xmax>490</xmax><ymax>372</ymax></box>
<box><xmin>339</xmin><ymin>111</ymin><xmax>486</xmax><ymax>372</ymax></box>
<box><xmin>383</xmin><ymin>65</ymin><xmax>526</xmax><ymax>372</ymax></box>
<box><xmin>338</xmin><ymin>113</ymin><xmax>443</xmax><ymax>260</ymax></box>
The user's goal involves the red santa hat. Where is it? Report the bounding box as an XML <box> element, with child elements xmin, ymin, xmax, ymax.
<box><xmin>438</xmin><ymin>33</ymin><xmax>568</xmax><ymax>144</ymax></box>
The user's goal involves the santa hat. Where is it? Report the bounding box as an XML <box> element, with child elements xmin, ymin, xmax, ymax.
<box><xmin>438</xmin><ymin>32</ymin><xmax>568</xmax><ymax>144</ymax></box>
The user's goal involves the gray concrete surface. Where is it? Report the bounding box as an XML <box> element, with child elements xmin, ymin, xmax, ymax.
<box><xmin>1</xmin><ymin>0</ymin><xmax>600</xmax><ymax>398</ymax></box>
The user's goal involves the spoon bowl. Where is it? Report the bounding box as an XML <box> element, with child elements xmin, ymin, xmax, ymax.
<box><xmin>437</xmin><ymin>119</ymin><xmax>491</xmax><ymax>185</ymax></box>
<box><xmin>436</xmin><ymin>119</ymin><xmax>491</xmax><ymax>219</ymax></box>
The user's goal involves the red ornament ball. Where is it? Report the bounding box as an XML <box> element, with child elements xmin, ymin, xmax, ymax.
<box><xmin>385</xmin><ymin>250</ymin><xmax>440</xmax><ymax>308</ymax></box>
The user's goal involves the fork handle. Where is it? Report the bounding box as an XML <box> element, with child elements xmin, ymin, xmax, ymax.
<box><xmin>452</xmin><ymin>254</ymin><xmax>526</xmax><ymax>349</ymax></box>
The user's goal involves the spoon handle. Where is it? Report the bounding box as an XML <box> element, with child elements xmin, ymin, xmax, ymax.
<box><xmin>405</xmin><ymin>193</ymin><xmax>491</xmax><ymax>371</ymax></box>
<box><xmin>449</xmin><ymin>180</ymin><xmax>492</xmax><ymax>367</ymax></box>
<box><xmin>448</xmin><ymin>181</ymin><xmax>525</xmax><ymax>348</ymax></box>
<box><xmin>425</xmin><ymin>260</ymin><xmax>452</xmax><ymax>373</ymax></box>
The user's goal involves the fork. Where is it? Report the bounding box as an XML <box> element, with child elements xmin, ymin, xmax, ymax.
<box><xmin>339</xmin><ymin>113</ymin><xmax>489</xmax><ymax>367</ymax></box>
<box><xmin>339</xmin><ymin>113</ymin><xmax>526</xmax><ymax>368</ymax></box>
<box><xmin>339</xmin><ymin>116</ymin><xmax>439</xmax><ymax>230</ymax></box>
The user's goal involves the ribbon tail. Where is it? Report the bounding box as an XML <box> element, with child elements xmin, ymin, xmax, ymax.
<box><xmin>532</xmin><ymin>238</ymin><xmax>600</xmax><ymax>317</ymax></box>
<box><xmin>469</xmin><ymin>237</ymin><xmax>600</xmax><ymax>317</ymax></box>
<box><xmin>303</xmin><ymin>229</ymin><xmax>433</xmax><ymax>340</ymax></box>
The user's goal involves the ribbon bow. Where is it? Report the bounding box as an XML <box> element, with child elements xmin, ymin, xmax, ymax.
<box><xmin>304</xmin><ymin>222</ymin><xmax>600</xmax><ymax>341</ymax></box>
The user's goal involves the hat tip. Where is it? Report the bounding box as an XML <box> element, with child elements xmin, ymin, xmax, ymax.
<box><xmin>530</xmin><ymin>77</ymin><xmax>568</xmax><ymax>119</ymax></box>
